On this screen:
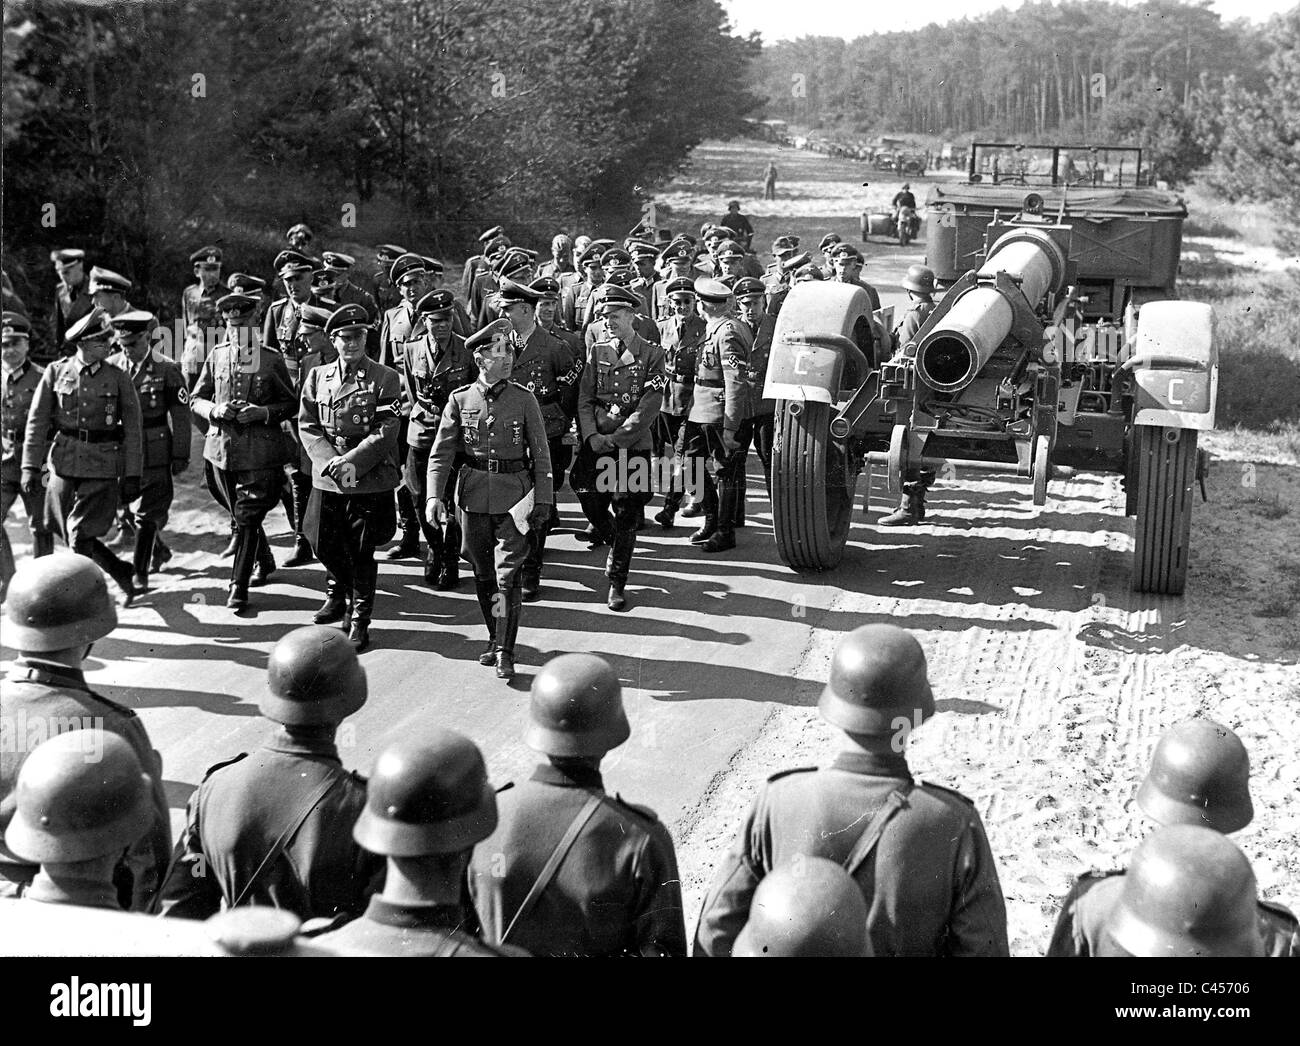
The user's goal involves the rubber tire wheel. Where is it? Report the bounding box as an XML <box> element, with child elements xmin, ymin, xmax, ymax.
<box><xmin>1132</xmin><ymin>426</ymin><xmax>1197</xmax><ymax>595</ymax></box>
<box><xmin>772</xmin><ymin>400</ymin><xmax>860</xmax><ymax>572</ymax></box>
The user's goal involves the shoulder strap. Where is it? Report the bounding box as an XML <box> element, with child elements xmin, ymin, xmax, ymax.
<box><xmin>500</xmin><ymin>792</ymin><xmax>603</xmax><ymax>945</ymax></box>
<box><xmin>842</xmin><ymin>785</ymin><xmax>912</xmax><ymax>877</ymax></box>
<box><xmin>230</xmin><ymin>771</ymin><xmax>347</xmax><ymax>909</ymax></box>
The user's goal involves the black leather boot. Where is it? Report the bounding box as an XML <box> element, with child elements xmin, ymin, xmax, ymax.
<box><xmin>437</xmin><ymin>514</ymin><xmax>461</xmax><ymax>590</ymax></box>
<box><xmin>219</xmin><ymin>521</ymin><xmax>238</xmax><ymax>558</ymax></box>
<box><xmin>33</xmin><ymin>531</ymin><xmax>55</xmax><ymax>558</ymax></box>
<box><xmin>732</xmin><ymin>469</ymin><xmax>748</xmax><ymax>529</ymax></box>
<box><xmin>494</xmin><ymin>586</ymin><xmax>522</xmax><ymax>679</ymax></box>
<box><xmin>474</xmin><ymin>578</ymin><xmax>499</xmax><ymax>665</ymax></box>
<box><xmin>282</xmin><ymin>473</ymin><xmax>316</xmax><ymax>567</ymax></box>
<box><xmin>606</xmin><ymin>518</ymin><xmax>636</xmax><ymax>610</ymax></box>
<box><xmin>576</xmin><ymin>492</ymin><xmax>614</xmax><ymax>545</ymax></box>
<box><xmin>313</xmin><ymin>573</ymin><xmax>349</xmax><ymax>624</ymax></box>
<box><xmin>85</xmin><ymin>539</ymin><xmax>138</xmax><ymax>607</ymax></box>
<box><xmin>879</xmin><ymin>482</ymin><xmax>926</xmax><ymax>526</ymax></box>
<box><xmin>150</xmin><ymin>534</ymin><xmax>172</xmax><ymax>572</ymax></box>
<box><xmin>251</xmin><ymin>528</ymin><xmax>276</xmax><ymax>586</ymax></box>
<box><xmin>386</xmin><ymin>488</ymin><xmax>422</xmax><ymax>560</ymax></box>
<box><xmin>131</xmin><ymin>520</ymin><xmax>158</xmax><ymax>591</ymax></box>
<box><xmin>703</xmin><ymin>479</ymin><xmax>738</xmax><ymax>552</ymax></box>
<box><xmin>228</xmin><ymin>524</ymin><xmax>260</xmax><ymax>610</ymax></box>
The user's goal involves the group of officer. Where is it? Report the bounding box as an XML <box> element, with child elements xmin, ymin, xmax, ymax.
<box><xmin>1</xmin><ymin>551</ymin><xmax>1294</xmax><ymax>957</ymax></box>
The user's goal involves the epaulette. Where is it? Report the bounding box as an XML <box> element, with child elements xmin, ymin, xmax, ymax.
<box><xmin>507</xmin><ymin>380</ymin><xmax>530</xmax><ymax>393</ymax></box>
<box><xmin>451</xmin><ymin>381</ymin><xmax>474</xmax><ymax>395</ymax></box>
<box><xmin>608</xmin><ymin>792</ymin><xmax>661</xmax><ymax>825</ymax></box>
<box><xmin>913</xmin><ymin>780</ymin><xmax>977</xmax><ymax>806</ymax></box>
<box><xmin>766</xmin><ymin>766</ymin><xmax>816</xmax><ymax>783</ymax></box>
<box><xmin>80</xmin><ymin>687</ymin><xmax>139</xmax><ymax>719</ymax></box>
<box><xmin>202</xmin><ymin>752</ymin><xmax>249</xmax><ymax>781</ymax></box>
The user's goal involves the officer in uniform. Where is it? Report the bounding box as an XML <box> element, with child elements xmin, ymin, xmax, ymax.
<box><xmin>1</xmin><ymin>312</ymin><xmax>53</xmax><ymax>599</ymax></box>
<box><xmin>694</xmin><ymin>623</ymin><xmax>1010</xmax><ymax>957</ymax></box>
<box><xmin>531</xmin><ymin>276</ymin><xmax>581</xmax><ymax>353</ymax></box>
<box><xmin>474</xmin><ymin>248</ymin><xmax>534</xmax><ymax>329</ymax></box>
<box><xmin>735</xmin><ymin>276</ymin><xmax>776</xmax><ymax>522</ymax></box>
<box><xmin>816</xmin><ymin>233</ymin><xmax>843</xmax><ymax>278</ymax></box>
<box><xmin>627</xmin><ymin>241</ymin><xmax>659</xmax><ymax>312</ymax></box>
<box><xmin>460</xmin><ymin>225</ymin><xmax>507</xmax><ymax>303</ymax></box>
<box><xmin>572</xmin><ymin>286</ymin><xmax>666</xmax><ymax>610</ymax></box>
<box><xmin>226</xmin><ymin>271</ymin><xmax>271</xmax><ymax>326</ymax></box>
<box><xmin>49</xmin><ymin>249</ymin><xmax>93</xmax><ymax>357</ymax></box>
<box><xmin>651</xmin><ymin>240</ymin><xmax>699</xmax><ymax>321</ymax></box>
<box><xmin>651</xmin><ymin>277</ymin><xmax>704</xmax><ymax>529</ymax></box>
<box><xmin>425</xmin><ymin>320</ymin><xmax>553</xmax><ymax>679</ymax></box>
<box><xmin>403</xmin><ymin>289</ymin><xmax>474</xmax><ymax>590</ymax></box>
<box><xmin>5</xmin><ymin>730</ymin><xmax>156</xmax><ymax>912</ymax></box>
<box><xmin>298</xmin><ymin>305</ymin><xmax>403</xmax><ymax>652</ymax></box>
<box><xmin>191</xmin><ymin>291</ymin><xmax>297</xmax><ymax>609</ymax></box>
<box><xmin>21</xmin><ymin>310</ymin><xmax>143</xmax><ymax>602</ymax></box>
<box><xmin>0</xmin><ymin>555</ymin><xmax>171</xmax><ymax>908</ymax></box>
<box><xmin>893</xmin><ymin>263</ymin><xmax>937</xmax><ymax>350</ymax></box>
<box><xmin>498</xmin><ymin>281</ymin><xmax>583</xmax><ymax>602</ymax></box>
<box><xmin>106</xmin><ymin>311</ymin><xmax>189</xmax><ymax>593</ymax></box>
<box><xmin>378</xmin><ymin>254</ymin><xmax>435</xmax><ymax>562</ymax></box>
<box><xmin>732</xmin><ymin>858</ymin><xmax>872</xmax><ymax>958</ymax></box>
<box><xmin>181</xmin><ymin>246</ymin><xmax>225</xmax><ymax>391</ymax></box>
<box><xmin>263</xmin><ymin>250</ymin><xmax>330</xmax><ymax>568</ymax></box>
<box><xmin>594</xmin><ymin>270</ymin><xmax>662</xmax><ymax>346</ymax></box>
<box><xmin>417</xmin><ymin>256</ymin><xmax>473</xmax><ymax>338</ymax></box>
<box><xmin>536</xmin><ymin>233</ymin><xmax>575</xmax><ymax>281</ymax></box>
<box><xmin>560</xmin><ymin>243</ymin><xmax>607</xmax><ymax>336</ymax></box>
<box><xmin>683</xmin><ymin>278</ymin><xmax>752</xmax><ymax>553</ymax></box>
<box><xmin>1070</xmin><ymin>826</ymin><xmax>1267</xmax><ymax>957</ymax></box>
<box><xmin>1047</xmin><ymin>719</ymin><xmax>1298</xmax><ymax>957</ymax></box>
<box><xmin>371</xmin><ymin>244</ymin><xmax>407</xmax><ymax>313</ymax></box>
<box><xmin>158</xmin><ymin>625</ymin><xmax>382</xmax><ymax>922</ymax></box>
<box><xmin>87</xmin><ymin>266</ymin><xmax>135</xmax><ymax>319</ymax></box>
<box><xmin>829</xmin><ymin>243</ymin><xmax>883</xmax><ymax>312</ymax></box>
<box><xmin>316</xmin><ymin>252</ymin><xmax>379</xmax><ymax>319</ymax></box>
<box><xmin>313</xmin><ymin>730</ymin><xmax>514</xmax><ymax>956</ymax></box>
<box><xmin>468</xmin><ymin>654</ymin><xmax>687</xmax><ymax>956</ymax></box>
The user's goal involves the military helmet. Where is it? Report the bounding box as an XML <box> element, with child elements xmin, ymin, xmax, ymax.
<box><xmin>4</xmin><ymin>730</ymin><xmax>154</xmax><ymax>864</ymax></box>
<box><xmin>525</xmin><ymin>654</ymin><xmax>630</xmax><ymax>758</ymax></box>
<box><xmin>902</xmin><ymin>264</ymin><xmax>936</xmax><ymax>296</ymax></box>
<box><xmin>1136</xmin><ymin>719</ymin><xmax>1253</xmax><ymax>833</ymax></box>
<box><xmin>352</xmin><ymin>730</ymin><xmax>498</xmax><ymax>857</ymax></box>
<box><xmin>818</xmin><ymin>624</ymin><xmax>935</xmax><ymax>735</ymax></box>
<box><xmin>261</xmin><ymin>625</ymin><xmax>367</xmax><ymax>726</ymax></box>
<box><xmin>733</xmin><ymin>858</ymin><xmax>871</xmax><ymax>957</ymax></box>
<box><xmin>1104</xmin><ymin>824</ymin><xmax>1264</xmax><ymax>957</ymax></box>
<box><xmin>3</xmin><ymin>554</ymin><xmax>117</xmax><ymax>652</ymax></box>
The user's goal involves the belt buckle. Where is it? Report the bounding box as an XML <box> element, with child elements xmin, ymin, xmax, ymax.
<box><xmin>77</xmin><ymin>427</ymin><xmax>91</xmax><ymax>441</ymax></box>
<box><xmin>487</xmin><ymin>459</ymin><xmax>501</xmax><ymax>474</ymax></box>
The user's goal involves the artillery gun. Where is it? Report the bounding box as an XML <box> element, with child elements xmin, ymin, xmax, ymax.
<box><xmin>765</xmin><ymin>142</ymin><xmax>1215</xmax><ymax>595</ymax></box>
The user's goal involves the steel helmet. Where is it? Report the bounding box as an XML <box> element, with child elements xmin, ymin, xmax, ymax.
<box><xmin>524</xmin><ymin>654</ymin><xmax>630</xmax><ymax>757</ymax></box>
<box><xmin>2</xmin><ymin>554</ymin><xmax>117</xmax><ymax>652</ymax></box>
<box><xmin>733</xmin><ymin>858</ymin><xmax>871</xmax><ymax>957</ymax></box>
<box><xmin>902</xmin><ymin>264</ymin><xmax>936</xmax><ymax>296</ymax></box>
<box><xmin>1103</xmin><ymin>825</ymin><xmax>1264</xmax><ymax>957</ymax></box>
<box><xmin>4</xmin><ymin>731</ymin><xmax>153</xmax><ymax>864</ymax></box>
<box><xmin>1136</xmin><ymin>719</ymin><xmax>1253</xmax><ymax>833</ymax></box>
<box><xmin>352</xmin><ymin>730</ymin><xmax>497</xmax><ymax>857</ymax></box>
<box><xmin>261</xmin><ymin>625</ymin><xmax>368</xmax><ymax>726</ymax></box>
<box><xmin>818</xmin><ymin>624</ymin><xmax>935</xmax><ymax>735</ymax></box>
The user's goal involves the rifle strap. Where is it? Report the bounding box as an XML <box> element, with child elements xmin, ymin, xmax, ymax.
<box><xmin>501</xmin><ymin>793</ymin><xmax>602</xmax><ymax>945</ymax></box>
<box><xmin>842</xmin><ymin>785</ymin><xmax>912</xmax><ymax>877</ymax></box>
<box><xmin>230</xmin><ymin>771</ymin><xmax>346</xmax><ymax>909</ymax></box>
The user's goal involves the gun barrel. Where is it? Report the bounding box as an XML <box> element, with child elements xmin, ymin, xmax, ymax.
<box><xmin>915</xmin><ymin>229</ymin><xmax>1066</xmax><ymax>393</ymax></box>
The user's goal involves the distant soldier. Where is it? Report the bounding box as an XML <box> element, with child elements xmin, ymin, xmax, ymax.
<box><xmin>467</xmin><ymin>237</ymin><xmax>513</xmax><ymax>327</ymax></box>
<box><xmin>468</xmin><ymin>654</ymin><xmax>686</xmax><ymax>956</ymax></box>
<box><xmin>460</xmin><ymin>225</ymin><xmax>507</xmax><ymax>303</ymax></box>
<box><xmin>762</xmin><ymin>162</ymin><xmax>778</xmax><ymax>201</ymax></box>
<box><xmin>370</xmin><ymin>244</ymin><xmax>407</xmax><ymax>313</ymax></box>
<box><xmin>317</xmin><ymin>252</ymin><xmax>378</xmax><ymax>319</ymax></box>
<box><xmin>735</xmin><ymin>276</ymin><xmax>776</xmax><ymax>516</ymax></box>
<box><xmin>106</xmin><ymin>311</ymin><xmax>189</xmax><ymax>593</ymax></box>
<box><xmin>719</xmin><ymin>200</ymin><xmax>754</xmax><ymax>249</ymax></box>
<box><xmin>893</xmin><ymin>264</ymin><xmax>937</xmax><ymax>352</ymax></box>
<box><xmin>591</xmin><ymin>269</ymin><xmax>662</xmax><ymax>347</ymax></box>
<box><xmin>5</xmin><ymin>731</ymin><xmax>155</xmax><ymax>912</ymax></box>
<box><xmin>682</xmin><ymin>278</ymin><xmax>752</xmax><ymax>554</ymax></box>
<box><xmin>1062</xmin><ymin>826</ymin><xmax>1268</xmax><ymax>957</ymax></box>
<box><xmin>1047</xmin><ymin>719</ymin><xmax>1298</xmax><ymax>957</ymax></box>
<box><xmin>763</xmin><ymin>235</ymin><xmax>800</xmax><ymax>297</ymax></box>
<box><xmin>560</xmin><ymin>243</ymin><xmax>607</xmax><ymax>336</ymax></box>
<box><xmin>0</xmin><ymin>555</ymin><xmax>171</xmax><ymax>909</ymax></box>
<box><xmin>1</xmin><ymin>312</ymin><xmax>53</xmax><ymax>599</ymax></box>
<box><xmin>572</xmin><ymin>286</ymin><xmax>666</xmax><ymax>611</ymax></box>
<box><xmin>378</xmin><ymin>253</ymin><xmax>434</xmax><ymax>562</ymax></box>
<box><xmin>425</xmin><ymin>320</ymin><xmax>553</xmax><ymax>679</ymax></box>
<box><xmin>713</xmin><ymin>239</ymin><xmax>750</xmax><ymax>284</ymax></box>
<box><xmin>536</xmin><ymin>233</ymin><xmax>575</xmax><ymax>281</ymax></box>
<box><xmin>298</xmin><ymin>305</ymin><xmax>404</xmax><ymax>652</ymax></box>
<box><xmin>498</xmin><ymin>281</ymin><xmax>582</xmax><ymax>603</ymax></box>
<box><xmin>651</xmin><ymin>277</ymin><xmax>704</xmax><ymax>529</ymax></box>
<box><xmin>263</xmin><ymin>249</ymin><xmax>330</xmax><ymax>568</ymax></box>
<box><xmin>531</xmin><ymin>276</ymin><xmax>581</xmax><ymax>352</ymax></box>
<box><xmin>181</xmin><ymin>246</ymin><xmax>225</xmax><ymax>390</ymax></box>
<box><xmin>733</xmin><ymin>859</ymin><xmax>872</xmax><ymax>957</ymax></box>
<box><xmin>313</xmin><ymin>730</ymin><xmax>516</xmax><ymax>956</ymax></box>
<box><xmin>158</xmin><ymin>626</ymin><xmax>382</xmax><ymax>922</ymax></box>
<box><xmin>402</xmin><ymin>289</ymin><xmax>473</xmax><ymax>590</ymax></box>
<box><xmin>891</xmin><ymin>182</ymin><xmax>918</xmax><ymax>222</ymax></box>
<box><xmin>191</xmin><ymin>291</ymin><xmax>297</xmax><ymax>610</ymax></box>
<box><xmin>816</xmin><ymin>233</ymin><xmax>842</xmax><ymax>279</ymax></box>
<box><xmin>21</xmin><ymin>309</ymin><xmax>143</xmax><ymax>602</ymax></box>
<box><xmin>87</xmin><ymin>267</ymin><xmax>134</xmax><ymax>319</ymax></box>
<box><xmin>48</xmin><ymin>249</ymin><xmax>93</xmax><ymax>357</ymax></box>
<box><xmin>627</xmin><ymin>241</ymin><xmax>659</xmax><ymax>314</ymax></box>
<box><xmin>694</xmin><ymin>624</ymin><xmax>1009</xmax><ymax>957</ymax></box>
<box><xmin>285</xmin><ymin>223</ymin><xmax>314</xmax><ymax>253</ymax></box>
<box><xmin>419</xmin><ymin>256</ymin><xmax>473</xmax><ymax>338</ymax></box>
<box><xmin>559</xmin><ymin>235</ymin><xmax>592</xmax><ymax>292</ymax></box>
<box><xmin>828</xmin><ymin>243</ymin><xmax>882</xmax><ymax>312</ymax></box>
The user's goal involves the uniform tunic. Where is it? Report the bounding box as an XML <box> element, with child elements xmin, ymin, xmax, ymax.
<box><xmin>157</xmin><ymin>734</ymin><xmax>383</xmax><ymax>922</ymax></box>
<box><xmin>1046</xmin><ymin>870</ymin><xmax>1300</xmax><ymax>957</ymax></box>
<box><xmin>50</xmin><ymin>282</ymin><xmax>93</xmax><ymax>359</ymax></box>
<box><xmin>894</xmin><ymin>299</ymin><xmax>936</xmax><ymax>353</ymax></box>
<box><xmin>468</xmin><ymin>763</ymin><xmax>687</xmax><ymax>957</ymax></box>
<box><xmin>107</xmin><ymin>347</ymin><xmax>189</xmax><ymax>526</ymax></box>
<box><xmin>314</xmin><ymin>897</ymin><xmax>514</xmax><ymax>957</ymax></box>
<box><xmin>180</xmin><ymin>282</ymin><xmax>224</xmax><ymax>380</ymax></box>
<box><xmin>694</xmin><ymin>750</ymin><xmax>1010</xmax><ymax>957</ymax></box>
<box><xmin>262</xmin><ymin>295</ymin><xmax>328</xmax><ymax>389</ymax></box>
<box><xmin>22</xmin><ymin>356</ymin><xmax>143</xmax><ymax>545</ymax></box>
<box><xmin>560</xmin><ymin>280</ymin><xmax>603</xmax><ymax>336</ymax></box>
<box><xmin>403</xmin><ymin>330</ymin><xmax>474</xmax><ymax>498</ymax></box>
<box><xmin>2</xmin><ymin>360</ymin><xmax>47</xmax><ymax>532</ymax></box>
<box><xmin>0</xmin><ymin>659</ymin><xmax>171</xmax><ymax>911</ymax></box>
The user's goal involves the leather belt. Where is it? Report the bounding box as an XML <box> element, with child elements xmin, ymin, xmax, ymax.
<box><xmin>696</xmin><ymin>378</ymin><xmax>724</xmax><ymax>388</ymax></box>
<box><xmin>58</xmin><ymin>425</ymin><xmax>123</xmax><ymax>444</ymax></box>
<box><xmin>462</xmin><ymin>458</ymin><xmax>527</xmax><ymax>474</ymax></box>
<box><xmin>142</xmin><ymin>418</ymin><xmax>169</xmax><ymax>430</ymax></box>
